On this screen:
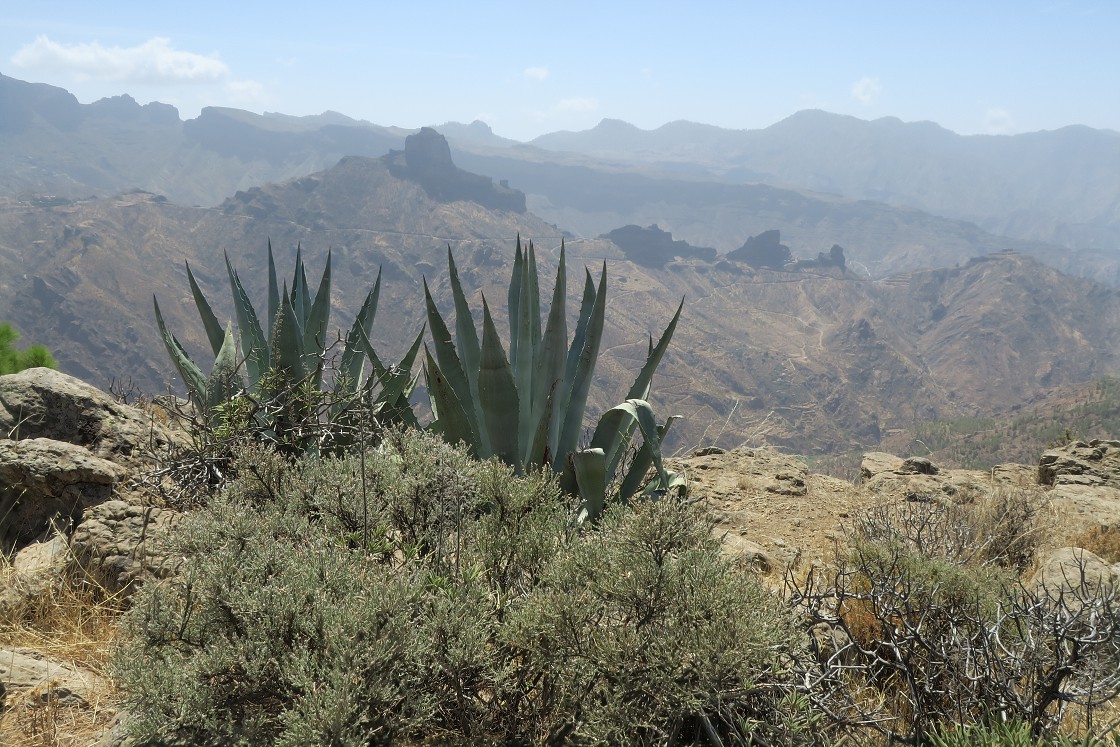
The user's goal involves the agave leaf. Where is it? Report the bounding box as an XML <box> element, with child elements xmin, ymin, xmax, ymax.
<box><xmin>291</xmin><ymin>243</ymin><xmax>309</xmax><ymax>325</ymax></box>
<box><xmin>185</xmin><ymin>262</ymin><xmax>225</xmax><ymax>356</ymax></box>
<box><xmin>271</xmin><ymin>285</ymin><xmax>307</xmax><ymax>386</ymax></box>
<box><xmin>267</xmin><ymin>240</ymin><xmax>280</xmax><ymax>335</ymax></box>
<box><xmin>508</xmin><ymin>236</ymin><xmax>523</xmax><ymax>366</ymax></box>
<box><xmin>572</xmin><ymin>448</ymin><xmax>608</xmax><ymax>523</ymax></box>
<box><xmin>556</xmin><ymin>263</ymin><xmax>607</xmax><ymax>469</ymax></box>
<box><xmin>618</xmin><ymin>415</ymin><xmax>680</xmax><ymax>503</ymax></box>
<box><xmin>424</xmin><ymin>277</ymin><xmax>486</xmax><ymax>450</ymax></box>
<box><xmin>423</xmin><ymin>346</ymin><xmax>476</xmax><ymax>453</ymax></box>
<box><xmin>532</xmin><ymin>243</ymin><xmax>568</xmax><ymax>455</ymax></box>
<box><xmin>625</xmin><ymin>297</ymin><xmax>684</xmax><ymax>401</ymax></box>
<box><xmin>153</xmin><ymin>296</ymin><xmax>208</xmax><ymax>409</ymax></box>
<box><xmin>206</xmin><ymin>322</ymin><xmax>243</xmax><ymax>411</ymax></box>
<box><xmin>478</xmin><ymin>296</ymin><xmax>520</xmax><ymax>469</ymax></box>
<box><xmin>369</xmin><ymin>326</ymin><xmax>424</xmax><ymax>407</ymax></box>
<box><xmin>563</xmin><ymin>268</ymin><xmax>598</xmax><ymax>387</ymax></box>
<box><xmin>514</xmin><ymin>246</ymin><xmax>535</xmax><ymax>458</ymax></box>
<box><xmin>525</xmin><ymin>383</ymin><xmax>556</xmax><ymax>469</ymax></box>
<box><xmin>447</xmin><ymin>247</ymin><xmax>481</xmax><ymax>400</ymax></box>
<box><xmin>337</xmin><ymin>271</ymin><xmax>381</xmax><ymax>396</ymax></box>
<box><xmin>304</xmin><ymin>251</ymin><xmax>332</xmax><ymax>353</ymax></box>
<box><xmin>224</xmin><ymin>253</ymin><xmax>269</xmax><ymax>387</ymax></box>
<box><xmin>526</xmin><ymin>240</ymin><xmax>542</xmax><ymax>354</ymax></box>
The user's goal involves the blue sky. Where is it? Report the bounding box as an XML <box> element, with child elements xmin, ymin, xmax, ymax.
<box><xmin>3</xmin><ymin>1</ymin><xmax>1117</xmax><ymax>141</ymax></box>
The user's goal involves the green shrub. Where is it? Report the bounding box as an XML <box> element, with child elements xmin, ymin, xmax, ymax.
<box><xmin>115</xmin><ymin>430</ymin><xmax>813</xmax><ymax>745</ymax></box>
<box><xmin>0</xmin><ymin>321</ymin><xmax>56</xmax><ymax>375</ymax></box>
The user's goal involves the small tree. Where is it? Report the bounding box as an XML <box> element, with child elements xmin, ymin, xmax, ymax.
<box><xmin>0</xmin><ymin>322</ymin><xmax>57</xmax><ymax>374</ymax></box>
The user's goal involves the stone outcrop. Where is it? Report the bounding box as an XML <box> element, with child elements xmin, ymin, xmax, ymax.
<box><xmin>602</xmin><ymin>224</ymin><xmax>717</xmax><ymax>267</ymax></box>
<box><xmin>0</xmin><ymin>369</ymin><xmax>183</xmax><ymax>590</ymax></box>
<box><xmin>0</xmin><ymin>367</ymin><xmax>181</xmax><ymax>464</ymax></box>
<box><xmin>1038</xmin><ymin>440</ymin><xmax>1120</xmax><ymax>532</ymax></box>
<box><xmin>386</xmin><ymin>127</ymin><xmax>526</xmax><ymax>212</ymax></box>
<box><xmin>0</xmin><ymin>437</ymin><xmax>126</xmax><ymax>547</ymax></box>
<box><xmin>727</xmin><ymin>229</ymin><xmax>792</xmax><ymax>269</ymax></box>
<box><xmin>670</xmin><ymin>446</ymin><xmax>864</xmax><ymax>573</ymax></box>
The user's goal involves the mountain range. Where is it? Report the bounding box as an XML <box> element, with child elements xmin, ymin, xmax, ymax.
<box><xmin>2</xmin><ymin>72</ymin><xmax>1119</xmax><ymax>456</ymax></box>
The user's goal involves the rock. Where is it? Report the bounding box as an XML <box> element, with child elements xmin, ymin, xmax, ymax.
<box><xmin>1030</xmin><ymin>547</ymin><xmax>1117</xmax><ymax>600</ymax></box>
<box><xmin>0</xmin><ymin>647</ymin><xmax>105</xmax><ymax>707</ymax></box>
<box><xmin>0</xmin><ymin>367</ymin><xmax>181</xmax><ymax>465</ymax></box>
<box><xmin>0</xmin><ymin>437</ymin><xmax>127</xmax><ymax>548</ymax></box>
<box><xmin>69</xmin><ymin>499</ymin><xmax>181</xmax><ymax>594</ymax></box>
<box><xmin>810</xmin><ymin>622</ymin><xmax>855</xmax><ymax>666</ymax></box>
<box><xmin>1038</xmin><ymin>439</ymin><xmax>1120</xmax><ymax>488</ymax></box>
<box><xmin>900</xmin><ymin>456</ymin><xmax>939</xmax><ymax>475</ymax></box>
<box><xmin>860</xmin><ymin>452</ymin><xmax>904</xmax><ymax>481</ymax></box>
<box><xmin>0</xmin><ymin>536</ymin><xmax>67</xmax><ymax>618</ymax></box>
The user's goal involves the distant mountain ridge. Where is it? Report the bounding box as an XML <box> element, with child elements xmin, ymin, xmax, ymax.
<box><xmin>3</xmin><ymin>73</ymin><xmax>1118</xmax><ymax>283</ymax></box>
<box><xmin>528</xmin><ymin>111</ymin><xmax>1120</xmax><ymax>253</ymax></box>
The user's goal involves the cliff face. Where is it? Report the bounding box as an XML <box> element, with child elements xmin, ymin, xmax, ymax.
<box><xmin>387</xmin><ymin>127</ymin><xmax>526</xmax><ymax>212</ymax></box>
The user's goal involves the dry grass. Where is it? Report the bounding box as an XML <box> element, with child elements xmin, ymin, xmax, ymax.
<box><xmin>0</xmin><ymin>550</ymin><xmax>127</xmax><ymax>747</ymax></box>
<box><xmin>1067</xmin><ymin>525</ymin><xmax>1120</xmax><ymax>564</ymax></box>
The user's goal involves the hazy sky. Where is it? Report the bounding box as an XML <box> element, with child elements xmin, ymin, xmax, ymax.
<box><xmin>3</xmin><ymin>1</ymin><xmax>1117</xmax><ymax>141</ymax></box>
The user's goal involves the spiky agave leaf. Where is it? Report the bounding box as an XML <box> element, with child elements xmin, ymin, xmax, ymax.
<box><xmin>205</xmin><ymin>322</ymin><xmax>243</xmax><ymax>411</ymax></box>
<box><xmin>224</xmin><ymin>253</ymin><xmax>269</xmax><ymax>387</ymax></box>
<box><xmin>185</xmin><ymin>262</ymin><xmax>225</xmax><ymax>357</ymax></box>
<box><xmin>152</xmin><ymin>296</ymin><xmax>208</xmax><ymax>410</ymax></box>
<box><xmin>424</xmin><ymin>277</ymin><xmax>486</xmax><ymax>451</ymax></box>
<box><xmin>555</xmin><ymin>264</ymin><xmax>607</xmax><ymax>471</ymax></box>
<box><xmin>478</xmin><ymin>297</ymin><xmax>520</xmax><ymax>468</ymax></box>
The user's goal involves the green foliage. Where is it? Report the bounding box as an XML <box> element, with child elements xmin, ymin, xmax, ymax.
<box><xmin>0</xmin><ymin>322</ymin><xmax>57</xmax><ymax>374</ymax></box>
<box><xmin>423</xmin><ymin>238</ymin><xmax>684</xmax><ymax>520</ymax></box>
<box><xmin>153</xmin><ymin>242</ymin><xmax>421</xmax><ymax>456</ymax></box>
<box><xmin>115</xmin><ymin>430</ymin><xmax>814</xmax><ymax>746</ymax></box>
<box><xmin>930</xmin><ymin>721</ymin><xmax>1120</xmax><ymax>747</ymax></box>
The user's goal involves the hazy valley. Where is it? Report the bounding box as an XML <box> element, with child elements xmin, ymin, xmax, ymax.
<box><xmin>3</xmin><ymin>72</ymin><xmax>1120</xmax><ymax>460</ymax></box>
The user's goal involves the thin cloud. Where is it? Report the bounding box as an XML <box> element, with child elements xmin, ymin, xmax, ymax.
<box><xmin>11</xmin><ymin>35</ymin><xmax>228</xmax><ymax>84</ymax></box>
<box><xmin>523</xmin><ymin>66</ymin><xmax>549</xmax><ymax>81</ymax></box>
<box><xmin>851</xmin><ymin>76</ymin><xmax>882</xmax><ymax>105</ymax></box>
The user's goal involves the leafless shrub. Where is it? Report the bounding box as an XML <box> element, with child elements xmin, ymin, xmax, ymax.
<box><xmin>790</xmin><ymin>500</ymin><xmax>1120</xmax><ymax>745</ymax></box>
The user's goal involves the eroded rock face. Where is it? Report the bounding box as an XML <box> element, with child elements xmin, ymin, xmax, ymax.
<box><xmin>1039</xmin><ymin>439</ymin><xmax>1120</xmax><ymax>488</ymax></box>
<box><xmin>1039</xmin><ymin>440</ymin><xmax>1120</xmax><ymax>533</ymax></box>
<box><xmin>0</xmin><ymin>367</ymin><xmax>181</xmax><ymax>464</ymax></box>
<box><xmin>0</xmin><ymin>438</ymin><xmax>126</xmax><ymax>547</ymax></box>
<box><xmin>69</xmin><ymin>499</ymin><xmax>180</xmax><ymax>594</ymax></box>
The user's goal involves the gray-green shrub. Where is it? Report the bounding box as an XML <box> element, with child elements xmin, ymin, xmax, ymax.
<box><xmin>115</xmin><ymin>429</ymin><xmax>813</xmax><ymax>746</ymax></box>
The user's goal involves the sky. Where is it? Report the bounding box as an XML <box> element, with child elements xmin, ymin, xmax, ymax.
<box><xmin>2</xmin><ymin>1</ymin><xmax>1117</xmax><ymax>141</ymax></box>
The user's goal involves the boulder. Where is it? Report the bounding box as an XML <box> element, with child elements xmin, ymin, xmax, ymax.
<box><xmin>1030</xmin><ymin>547</ymin><xmax>1117</xmax><ymax>600</ymax></box>
<box><xmin>69</xmin><ymin>499</ymin><xmax>181</xmax><ymax>594</ymax></box>
<box><xmin>860</xmin><ymin>452</ymin><xmax>904</xmax><ymax>481</ymax></box>
<box><xmin>1038</xmin><ymin>439</ymin><xmax>1120</xmax><ymax>488</ymax></box>
<box><xmin>0</xmin><ymin>536</ymin><xmax>67</xmax><ymax>618</ymax></box>
<box><xmin>0</xmin><ymin>438</ymin><xmax>126</xmax><ymax>548</ymax></box>
<box><xmin>0</xmin><ymin>647</ymin><xmax>106</xmax><ymax>708</ymax></box>
<box><xmin>0</xmin><ymin>367</ymin><xmax>181</xmax><ymax>465</ymax></box>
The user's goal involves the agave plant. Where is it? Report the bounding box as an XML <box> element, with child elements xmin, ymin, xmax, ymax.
<box><xmin>423</xmin><ymin>238</ymin><xmax>684</xmax><ymax>519</ymax></box>
<box><xmin>153</xmin><ymin>241</ymin><xmax>421</xmax><ymax>450</ymax></box>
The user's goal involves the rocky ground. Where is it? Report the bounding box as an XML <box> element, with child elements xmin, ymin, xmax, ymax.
<box><xmin>2</xmin><ymin>367</ymin><xmax>1119</xmax><ymax>745</ymax></box>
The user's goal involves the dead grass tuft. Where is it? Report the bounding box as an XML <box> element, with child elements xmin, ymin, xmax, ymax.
<box><xmin>0</xmin><ymin>550</ymin><xmax>127</xmax><ymax>747</ymax></box>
